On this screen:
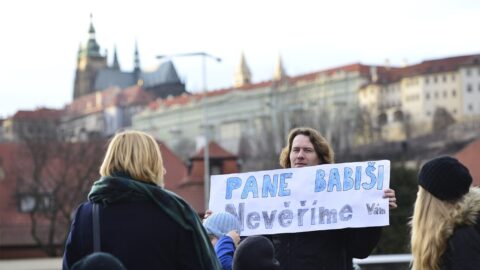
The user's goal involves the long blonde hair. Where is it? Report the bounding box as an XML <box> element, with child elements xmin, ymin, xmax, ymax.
<box><xmin>100</xmin><ymin>130</ymin><xmax>165</xmax><ymax>187</ymax></box>
<box><xmin>410</xmin><ymin>186</ymin><xmax>459</xmax><ymax>270</ymax></box>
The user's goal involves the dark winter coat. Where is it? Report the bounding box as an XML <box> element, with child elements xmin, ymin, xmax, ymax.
<box><xmin>62</xmin><ymin>175</ymin><xmax>222</xmax><ymax>270</ymax></box>
<box><xmin>441</xmin><ymin>188</ymin><xmax>480</xmax><ymax>270</ymax></box>
<box><xmin>272</xmin><ymin>226</ymin><xmax>381</xmax><ymax>270</ymax></box>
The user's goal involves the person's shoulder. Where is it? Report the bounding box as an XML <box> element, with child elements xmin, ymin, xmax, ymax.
<box><xmin>161</xmin><ymin>188</ymin><xmax>192</xmax><ymax>207</ymax></box>
<box><xmin>72</xmin><ymin>201</ymin><xmax>92</xmax><ymax>216</ymax></box>
<box><xmin>450</xmin><ymin>221</ymin><xmax>480</xmax><ymax>247</ymax></box>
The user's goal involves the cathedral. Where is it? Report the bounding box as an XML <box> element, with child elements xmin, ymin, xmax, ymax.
<box><xmin>73</xmin><ymin>15</ymin><xmax>187</xmax><ymax>100</ymax></box>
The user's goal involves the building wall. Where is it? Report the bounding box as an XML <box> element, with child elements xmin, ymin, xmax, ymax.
<box><xmin>133</xmin><ymin>69</ymin><xmax>369</xmax><ymax>154</ymax></box>
<box><xmin>359</xmin><ymin>60</ymin><xmax>480</xmax><ymax>141</ymax></box>
<box><xmin>461</xmin><ymin>66</ymin><xmax>480</xmax><ymax>118</ymax></box>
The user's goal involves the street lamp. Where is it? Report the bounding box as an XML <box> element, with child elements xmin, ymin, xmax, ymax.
<box><xmin>157</xmin><ymin>52</ymin><xmax>222</xmax><ymax>211</ymax></box>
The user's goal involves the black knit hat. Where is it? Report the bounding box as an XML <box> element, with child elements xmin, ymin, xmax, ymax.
<box><xmin>418</xmin><ymin>156</ymin><xmax>472</xmax><ymax>201</ymax></box>
<box><xmin>233</xmin><ymin>236</ymin><xmax>280</xmax><ymax>270</ymax></box>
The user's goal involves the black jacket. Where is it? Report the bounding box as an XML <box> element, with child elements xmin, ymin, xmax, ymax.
<box><xmin>63</xmin><ymin>201</ymin><xmax>205</xmax><ymax>270</ymax></box>
<box><xmin>272</xmin><ymin>226</ymin><xmax>381</xmax><ymax>270</ymax></box>
<box><xmin>441</xmin><ymin>191</ymin><xmax>480</xmax><ymax>270</ymax></box>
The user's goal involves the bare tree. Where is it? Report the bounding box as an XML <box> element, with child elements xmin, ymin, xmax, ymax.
<box><xmin>238</xmin><ymin>116</ymin><xmax>280</xmax><ymax>171</ymax></box>
<box><xmin>433</xmin><ymin>107</ymin><xmax>455</xmax><ymax>132</ymax></box>
<box><xmin>172</xmin><ymin>137</ymin><xmax>196</xmax><ymax>162</ymax></box>
<box><xmin>15</xmin><ymin>131</ymin><xmax>104</xmax><ymax>256</ymax></box>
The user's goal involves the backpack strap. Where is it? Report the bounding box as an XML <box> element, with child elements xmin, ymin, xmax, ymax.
<box><xmin>92</xmin><ymin>203</ymin><xmax>101</xmax><ymax>252</ymax></box>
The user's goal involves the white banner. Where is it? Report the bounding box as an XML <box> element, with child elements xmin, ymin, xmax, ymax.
<box><xmin>209</xmin><ymin>160</ymin><xmax>390</xmax><ymax>236</ymax></box>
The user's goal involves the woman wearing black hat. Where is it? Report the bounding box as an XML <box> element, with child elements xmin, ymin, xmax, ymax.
<box><xmin>410</xmin><ymin>156</ymin><xmax>480</xmax><ymax>270</ymax></box>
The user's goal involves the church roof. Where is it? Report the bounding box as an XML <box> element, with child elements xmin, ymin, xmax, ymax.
<box><xmin>93</xmin><ymin>60</ymin><xmax>182</xmax><ymax>92</ymax></box>
<box><xmin>94</xmin><ymin>69</ymin><xmax>137</xmax><ymax>91</ymax></box>
<box><xmin>142</xmin><ymin>60</ymin><xmax>182</xmax><ymax>87</ymax></box>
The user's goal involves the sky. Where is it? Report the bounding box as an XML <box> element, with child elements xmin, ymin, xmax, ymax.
<box><xmin>1</xmin><ymin>0</ymin><xmax>479</xmax><ymax>118</ymax></box>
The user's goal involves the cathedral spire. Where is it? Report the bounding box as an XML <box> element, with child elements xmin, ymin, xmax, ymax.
<box><xmin>234</xmin><ymin>51</ymin><xmax>251</xmax><ymax>87</ymax></box>
<box><xmin>111</xmin><ymin>44</ymin><xmax>120</xmax><ymax>70</ymax></box>
<box><xmin>86</xmin><ymin>13</ymin><xmax>101</xmax><ymax>57</ymax></box>
<box><xmin>273</xmin><ymin>53</ymin><xmax>287</xmax><ymax>81</ymax></box>
<box><xmin>133</xmin><ymin>40</ymin><xmax>141</xmax><ymax>80</ymax></box>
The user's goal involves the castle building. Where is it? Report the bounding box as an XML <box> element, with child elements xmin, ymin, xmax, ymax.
<box><xmin>358</xmin><ymin>54</ymin><xmax>480</xmax><ymax>143</ymax></box>
<box><xmin>64</xmin><ymin>15</ymin><xmax>189</xmax><ymax>140</ymax></box>
<box><xmin>72</xmin><ymin>15</ymin><xmax>187</xmax><ymax>101</ymax></box>
<box><xmin>133</xmin><ymin>53</ymin><xmax>373</xmax><ymax>160</ymax></box>
<box><xmin>133</xmin><ymin>52</ymin><xmax>480</xmax><ymax>162</ymax></box>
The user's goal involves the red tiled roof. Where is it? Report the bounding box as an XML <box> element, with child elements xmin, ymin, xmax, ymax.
<box><xmin>175</xmin><ymin>183</ymin><xmax>205</xmax><ymax>214</ymax></box>
<box><xmin>289</xmin><ymin>63</ymin><xmax>373</xmax><ymax>84</ymax></box>
<box><xmin>455</xmin><ymin>138</ymin><xmax>480</xmax><ymax>187</ymax></box>
<box><xmin>191</xmin><ymin>141</ymin><xmax>237</xmax><ymax>160</ymax></box>
<box><xmin>66</xmin><ymin>86</ymin><xmax>153</xmax><ymax>116</ymax></box>
<box><xmin>362</xmin><ymin>54</ymin><xmax>480</xmax><ymax>87</ymax></box>
<box><xmin>66</xmin><ymin>87</ymin><xmax>121</xmax><ymax>115</ymax></box>
<box><xmin>148</xmin><ymin>54</ymin><xmax>480</xmax><ymax>111</ymax></box>
<box><xmin>403</xmin><ymin>54</ymin><xmax>480</xmax><ymax>77</ymax></box>
<box><xmin>117</xmin><ymin>85</ymin><xmax>155</xmax><ymax>107</ymax></box>
<box><xmin>148</xmin><ymin>63</ymin><xmax>375</xmax><ymax>110</ymax></box>
<box><xmin>159</xmin><ymin>142</ymin><xmax>188</xmax><ymax>190</ymax></box>
<box><xmin>167</xmin><ymin>141</ymin><xmax>241</xmax><ymax>213</ymax></box>
<box><xmin>12</xmin><ymin>108</ymin><xmax>63</xmax><ymax>120</ymax></box>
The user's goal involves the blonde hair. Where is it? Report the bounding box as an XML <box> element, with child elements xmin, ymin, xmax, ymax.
<box><xmin>100</xmin><ymin>130</ymin><xmax>165</xmax><ymax>187</ymax></box>
<box><xmin>279</xmin><ymin>127</ymin><xmax>334</xmax><ymax>168</ymax></box>
<box><xmin>410</xmin><ymin>186</ymin><xmax>459</xmax><ymax>270</ymax></box>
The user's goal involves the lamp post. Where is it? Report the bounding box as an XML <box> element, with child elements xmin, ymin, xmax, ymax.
<box><xmin>156</xmin><ymin>52</ymin><xmax>221</xmax><ymax>211</ymax></box>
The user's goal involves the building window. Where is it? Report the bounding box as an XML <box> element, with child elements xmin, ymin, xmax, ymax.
<box><xmin>466</xmin><ymin>69</ymin><xmax>471</xmax><ymax>76</ymax></box>
<box><xmin>443</xmin><ymin>91</ymin><xmax>447</xmax><ymax>98</ymax></box>
<box><xmin>434</xmin><ymin>76</ymin><xmax>438</xmax><ymax>83</ymax></box>
<box><xmin>211</xmin><ymin>165</ymin><xmax>222</xmax><ymax>175</ymax></box>
<box><xmin>452</xmin><ymin>89</ymin><xmax>456</xmax><ymax>96</ymax></box>
<box><xmin>453</xmin><ymin>109</ymin><xmax>457</xmax><ymax>114</ymax></box>
<box><xmin>393</xmin><ymin>110</ymin><xmax>404</xmax><ymax>122</ymax></box>
<box><xmin>17</xmin><ymin>192</ymin><xmax>53</xmax><ymax>213</ymax></box>
<box><xmin>378</xmin><ymin>113</ymin><xmax>388</xmax><ymax>126</ymax></box>
<box><xmin>426</xmin><ymin>111</ymin><xmax>431</xmax><ymax>116</ymax></box>
<box><xmin>426</xmin><ymin>93</ymin><xmax>430</xmax><ymax>100</ymax></box>
<box><xmin>451</xmin><ymin>74</ymin><xmax>456</xmax><ymax>81</ymax></box>
<box><xmin>425</xmin><ymin>77</ymin><xmax>429</xmax><ymax>84</ymax></box>
<box><xmin>467</xmin><ymin>84</ymin><xmax>473</xmax><ymax>93</ymax></box>
<box><xmin>442</xmin><ymin>75</ymin><xmax>447</xmax><ymax>82</ymax></box>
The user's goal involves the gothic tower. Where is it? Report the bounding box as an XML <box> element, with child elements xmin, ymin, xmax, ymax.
<box><xmin>73</xmin><ymin>14</ymin><xmax>108</xmax><ymax>99</ymax></box>
<box><xmin>273</xmin><ymin>53</ymin><xmax>287</xmax><ymax>81</ymax></box>
<box><xmin>234</xmin><ymin>51</ymin><xmax>252</xmax><ymax>87</ymax></box>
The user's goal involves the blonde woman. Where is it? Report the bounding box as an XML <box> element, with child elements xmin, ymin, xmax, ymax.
<box><xmin>63</xmin><ymin>130</ymin><xmax>221</xmax><ymax>270</ymax></box>
<box><xmin>410</xmin><ymin>156</ymin><xmax>480</xmax><ymax>270</ymax></box>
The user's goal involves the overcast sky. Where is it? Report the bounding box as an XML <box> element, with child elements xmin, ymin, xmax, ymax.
<box><xmin>1</xmin><ymin>0</ymin><xmax>479</xmax><ymax>118</ymax></box>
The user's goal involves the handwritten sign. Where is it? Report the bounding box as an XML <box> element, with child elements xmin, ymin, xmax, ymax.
<box><xmin>209</xmin><ymin>160</ymin><xmax>390</xmax><ymax>236</ymax></box>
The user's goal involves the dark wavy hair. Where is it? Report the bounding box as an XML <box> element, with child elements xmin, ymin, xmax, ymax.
<box><xmin>279</xmin><ymin>127</ymin><xmax>334</xmax><ymax>168</ymax></box>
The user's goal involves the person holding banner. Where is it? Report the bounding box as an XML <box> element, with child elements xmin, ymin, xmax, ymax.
<box><xmin>273</xmin><ymin>127</ymin><xmax>396</xmax><ymax>270</ymax></box>
<box><xmin>410</xmin><ymin>156</ymin><xmax>480</xmax><ymax>270</ymax></box>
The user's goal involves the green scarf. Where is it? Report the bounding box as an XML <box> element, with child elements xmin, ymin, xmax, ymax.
<box><xmin>88</xmin><ymin>175</ymin><xmax>222</xmax><ymax>270</ymax></box>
